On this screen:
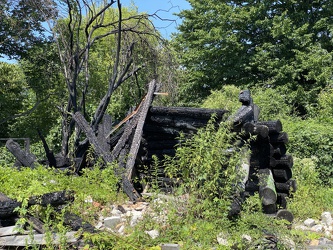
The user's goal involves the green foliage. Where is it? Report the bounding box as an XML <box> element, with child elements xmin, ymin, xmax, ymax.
<box><xmin>173</xmin><ymin>0</ymin><xmax>333</xmax><ymax>107</ymax></box>
<box><xmin>201</xmin><ymin>85</ymin><xmax>241</xmax><ymax>114</ymax></box>
<box><xmin>163</xmin><ymin>118</ymin><xmax>248</xmax><ymax>219</ymax></box>
<box><xmin>289</xmin><ymin>157</ymin><xmax>333</xmax><ymax>219</ymax></box>
<box><xmin>0</xmin><ymin>0</ymin><xmax>55</xmax><ymax>58</ymax></box>
<box><xmin>0</xmin><ymin>62</ymin><xmax>29</xmax><ymax>137</ymax></box>
<box><xmin>283</xmin><ymin>117</ymin><xmax>333</xmax><ymax>185</ymax></box>
<box><xmin>251</xmin><ymin>86</ymin><xmax>293</xmax><ymax>120</ymax></box>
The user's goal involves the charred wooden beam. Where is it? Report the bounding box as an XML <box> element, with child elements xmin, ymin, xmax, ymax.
<box><xmin>73</xmin><ymin>112</ymin><xmax>113</xmax><ymax>164</ymax></box>
<box><xmin>272</xmin><ymin>143</ymin><xmax>287</xmax><ymax>158</ymax></box>
<box><xmin>256</xmin><ymin>120</ymin><xmax>282</xmax><ymax>134</ymax></box>
<box><xmin>6</xmin><ymin>139</ymin><xmax>36</xmax><ymax>168</ymax></box>
<box><xmin>28</xmin><ymin>190</ymin><xmax>75</xmax><ymax>207</ymax></box>
<box><xmin>274</xmin><ymin>154</ymin><xmax>293</xmax><ymax>169</ymax></box>
<box><xmin>148</xmin><ymin>106</ymin><xmax>227</xmax><ymax>120</ymax></box>
<box><xmin>97</xmin><ymin>114</ymin><xmax>112</xmax><ymax>152</ymax></box>
<box><xmin>269</xmin><ymin>132</ymin><xmax>289</xmax><ymax>144</ymax></box>
<box><xmin>126</xmin><ymin>80</ymin><xmax>156</xmax><ymax>180</ymax></box>
<box><xmin>37</xmin><ymin>129</ymin><xmax>57</xmax><ymax>168</ymax></box>
<box><xmin>272</xmin><ymin>167</ymin><xmax>292</xmax><ymax>182</ymax></box>
<box><xmin>242</xmin><ymin>123</ymin><xmax>269</xmax><ymax>139</ymax></box>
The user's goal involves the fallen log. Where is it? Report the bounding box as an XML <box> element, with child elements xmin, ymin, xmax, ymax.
<box><xmin>5</xmin><ymin>139</ymin><xmax>36</xmax><ymax>168</ymax></box>
<box><xmin>28</xmin><ymin>190</ymin><xmax>75</xmax><ymax>207</ymax></box>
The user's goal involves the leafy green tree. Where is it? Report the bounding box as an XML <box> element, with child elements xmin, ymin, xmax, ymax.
<box><xmin>0</xmin><ymin>0</ymin><xmax>56</xmax><ymax>58</ymax></box>
<box><xmin>0</xmin><ymin>62</ymin><xmax>29</xmax><ymax>137</ymax></box>
<box><xmin>173</xmin><ymin>0</ymin><xmax>333</xmax><ymax>112</ymax></box>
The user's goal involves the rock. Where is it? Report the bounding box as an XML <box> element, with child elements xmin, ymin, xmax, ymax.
<box><xmin>104</xmin><ymin>216</ymin><xmax>121</xmax><ymax>230</ymax></box>
<box><xmin>304</xmin><ymin>218</ymin><xmax>316</xmax><ymax>227</ymax></box>
<box><xmin>160</xmin><ymin>243</ymin><xmax>180</xmax><ymax>250</ymax></box>
<box><xmin>217</xmin><ymin>232</ymin><xmax>229</xmax><ymax>246</ymax></box>
<box><xmin>145</xmin><ymin>229</ymin><xmax>159</xmax><ymax>239</ymax></box>
<box><xmin>294</xmin><ymin>224</ymin><xmax>309</xmax><ymax>231</ymax></box>
<box><xmin>311</xmin><ymin>224</ymin><xmax>324</xmax><ymax>233</ymax></box>
<box><xmin>130</xmin><ymin>210</ymin><xmax>143</xmax><ymax>227</ymax></box>
<box><xmin>242</xmin><ymin>234</ymin><xmax>252</xmax><ymax>242</ymax></box>
<box><xmin>322</xmin><ymin>212</ymin><xmax>333</xmax><ymax>227</ymax></box>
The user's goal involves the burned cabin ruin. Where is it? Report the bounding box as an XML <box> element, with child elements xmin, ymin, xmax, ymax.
<box><xmin>4</xmin><ymin>80</ymin><xmax>295</xmax><ymax>219</ymax></box>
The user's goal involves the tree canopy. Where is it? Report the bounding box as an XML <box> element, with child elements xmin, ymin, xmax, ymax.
<box><xmin>0</xmin><ymin>0</ymin><xmax>56</xmax><ymax>59</ymax></box>
<box><xmin>173</xmin><ymin>0</ymin><xmax>333</xmax><ymax>110</ymax></box>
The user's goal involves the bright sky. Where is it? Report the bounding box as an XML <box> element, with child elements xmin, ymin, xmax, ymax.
<box><xmin>121</xmin><ymin>0</ymin><xmax>191</xmax><ymax>38</ymax></box>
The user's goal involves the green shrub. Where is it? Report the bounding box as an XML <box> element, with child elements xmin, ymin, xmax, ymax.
<box><xmin>251</xmin><ymin>87</ymin><xmax>293</xmax><ymax>121</ymax></box>
<box><xmin>163</xmin><ymin>118</ymin><xmax>249</xmax><ymax>220</ymax></box>
<box><xmin>282</xmin><ymin>117</ymin><xmax>333</xmax><ymax>185</ymax></box>
<box><xmin>201</xmin><ymin>85</ymin><xmax>241</xmax><ymax>114</ymax></box>
<box><xmin>289</xmin><ymin>157</ymin><xmax>333</xmax><ymax>219</ymax></box>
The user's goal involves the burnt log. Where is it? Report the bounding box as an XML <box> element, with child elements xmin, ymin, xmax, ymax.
<box><xmin>28</xmin><ymin>190</ymin><xmax>75</xmax><ymax>207</ymax></box>
<box><xmin>276</xmin><ymin>209</ymin><xmax>294</xmax><ymax>223</ymax></box>
<box><xmin>259</xmin><ymin>169</ymin><xmax>277</xmax><ymax>206</ymax></box>
<box><xmin>230</xmin><ymin>105</ymin><xmax>254</xmax><ymax>128</ymax></box>
<box><xmin>73</xmin><ymin>112</ymin><xmax>113</xmax><ymax>164</ymax></box>
<box><xmin>269</xmin><ymin>132</ymin><xmax>289</xmax><ymax>144</ymax></box>
<box><xmin>274</xmin><ymin>154</ymin><xmax>293</xmax><ymax>169</ymax></box>
<box><xmin>272</xmin><ymin>143</ymin><xmax>287</xmax><ymax>158</ymax></box>
<box><xmin>250</xmin><ymin>156</ymin><xmax>276</xmax><ymax>169</ymax></box>
<box><xmin>63</xmin><ymin>212</ymin><xmax>95</xmax><ymax>233</ymax></box>
<box><xmin>37</xmin><ymin>129</ymin><xmax>57</xmax><ymax>168</ymax></box>
<box><xmin>148</xmin><ymin>106</ymin><xmax>227</xmax><ymax>120</ymax></box>
<box><xmin>97</xmin><ymin>114</ymin><xmax>112</xmax><ymax>152</ymax></box>
<box><xmin>125</xmin><ymin>80</ymin><xmax>156</xmax><ymax>180</ymax></box>
<box><xmin>275</xmin><ymin>180</ymin><xmax>297</xmax><ymax>194</ymax></box>
<box><xmin>257</xmin><ymin>120</ymin><xmax>282</xmax><ymax>134</ymax></box>
<box><xmin>262</xmin><ymin>203</ymin><xmax>277</xmax><ymax>214</ymax></box>
<box><xmin>26</xmin><ymin>214</ymin><xmax>46</xmax><ymax>233</ymax></box>
<box><xmin>277</xmin><ymin>193</ymin><xmax>288</xmax><ymax>209</ymax></box>
<box><xmin>272</xmin><ymin>168</ymin><xmax>292</xmax><ymax>182</ymax></box>
<box><xmin>242</xmin><ymin>123</ymin><xmax>269</xmax><ymax>139</ymax></box>
<box><xmin>147</xmin><ymin>115</ymin><xmax>211</xmax><ymax>130</ymax></box>
<box><xmin>6</xmin><ymin>139</ymin><xmax>36</xmax><ymax>168</ymax></box>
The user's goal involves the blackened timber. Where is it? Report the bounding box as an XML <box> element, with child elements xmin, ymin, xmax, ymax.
<box><xmin>63</xmin><ymin>212</ymin><xmax>95</xmax><ymax>233</ymax></box>
<box><xmin>275</xmin><ymin>154</ymin><xmax>293</xmax><ymax>169</ymax></box>
<box><xmin>73</xmin><ymin>112</ymin><xmax>113</xmax><ymax>163</ymax></box>
<box><xmin>143</xmin><ymin>124</ymin><xmax>196</xmax><ymax>136</ymax></box>
<box><xmin>272</xmin><ymin>168</ymin><xmax>292</xmax><ymax>182</ymax></box>
<box><xmin>269</xmin><ymin>132</ymin><xmax>289</xmax><ymax>144</ymax></box>
<box><xmin>26</xmin><ymin>215</ymin><xmax>45</xmax><ymax>233</ymax></box>
<box><xmin>273</xmin><ymin>143</ymin><xmax>287</xmax><ymax>158</ymax></box>
<box><xmin>257</xmin><ymin>120</ymin><xmax>282</xmax><ymax>134</ymax></box>
<box><xmin>262</xmin><ymin>203</ymin><xmax>277</xmax><ymax>214</ymax></box>
<box><xmin>28</xmin><ymin>190</ymin><xmax>75</xmax><ymax>207</ymax></box>
<box><xmin>230</xmin><ymin>105</ymin><xmax>254</xmax><ymax>127</ymax></box>
<box><xmin>97</xmin><ymin>114</ymin><xmax>112</xmax><ymax>152</ymax></box>
<box><xmin>275</xmin><ymin>179</ymin><xmax>297</xmax><ymax>194</ymax></box>
<box><xmin>37</xmin><ymin>129</ymin><xmax>56</xmax><ymax>168</ymax></box>
<box><xmin>126</xmin><ymin>80</ymin><xmax>156</xmax><ymax>180</ymax></box>
<box><xmin>147</xmin><ymin>115</ymin><xmax>211</xmax><ymax>130</ymax></box>
<box><xmin>276</xmin><ymin>209</ymin><xmax>294</xmax><ymax>223</ymax></box>
<box><xmin>0</xmin><ymin>193</ymin><xmax>21</xmax><ymax>218</ymax></box>
<box><xmin>5</xmin><ymin>139</ymin><xmax>36</xmax><ymax>168</ymax></box>
<box><xmin>242</xmin><ymin>123</ymin><xmax>269</xmax><ymax>139</ymax></box>
<box><xmin>148</xmin><ymin>106</ymin><xmax>227</xmax><ymax>120</ymax></box>
<box><xmin>277</xmin><ymin>193</ymin><xmax>288</xmax><ymax>209</ymax></box>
